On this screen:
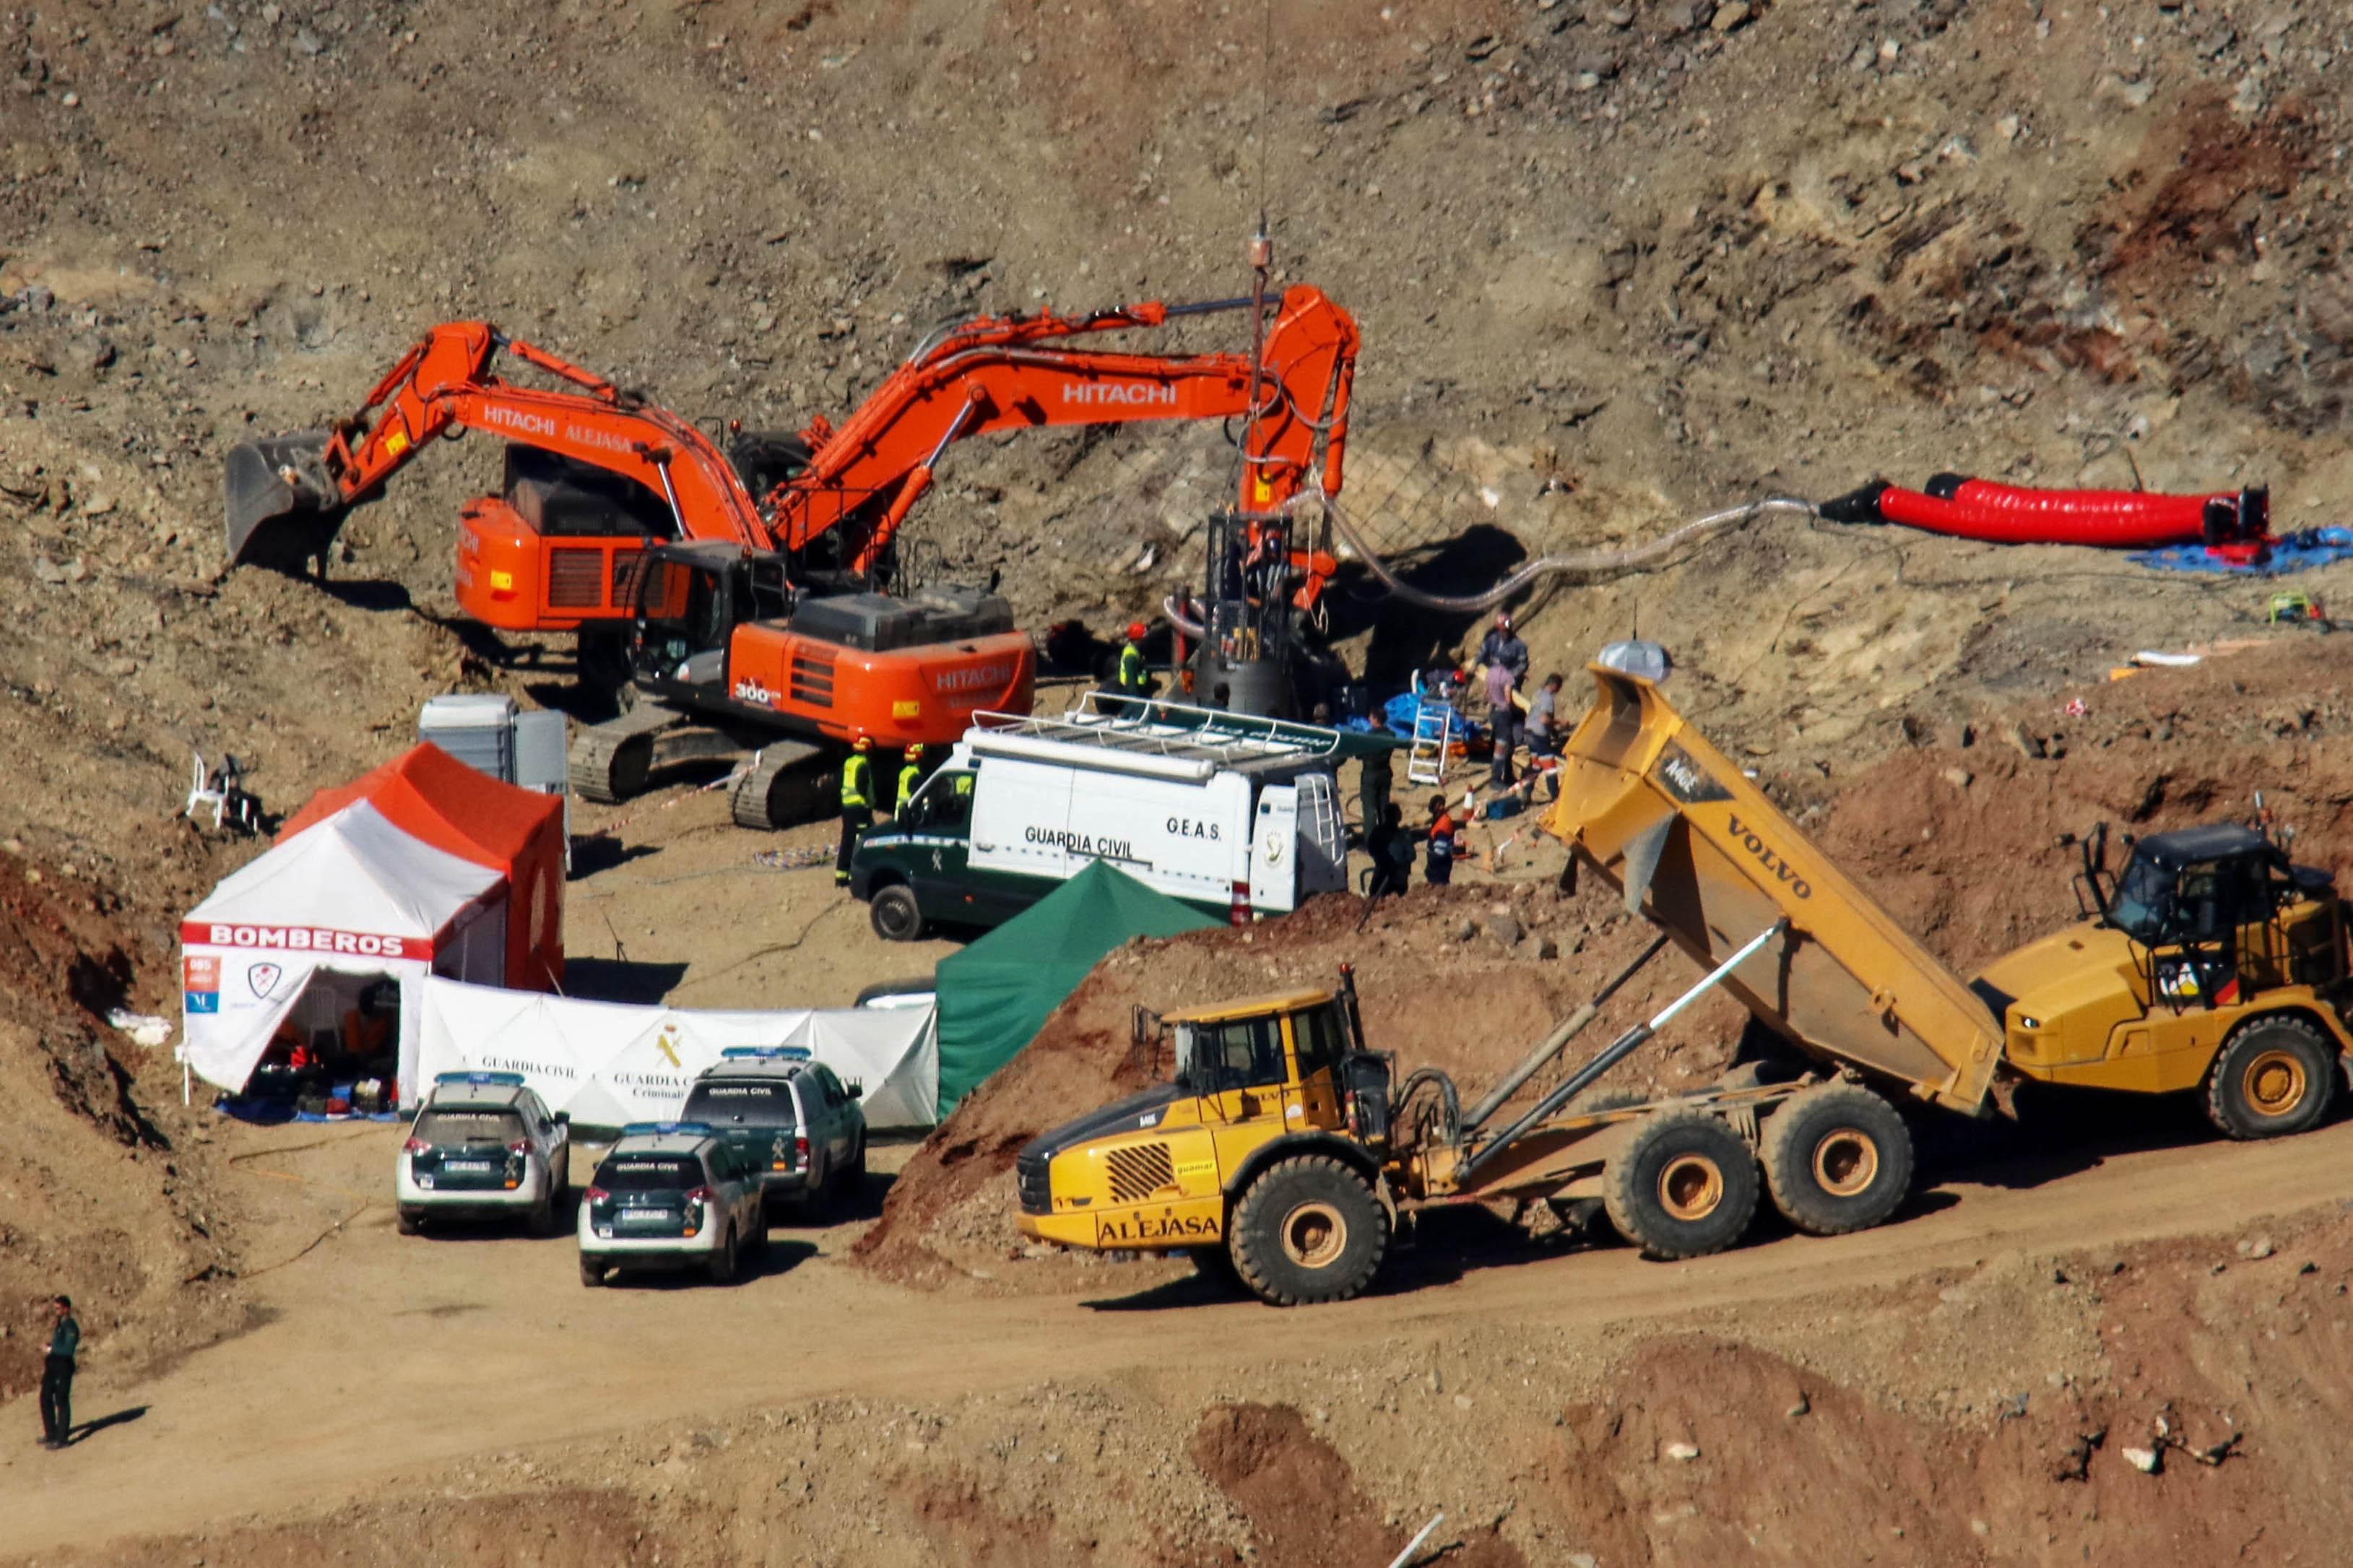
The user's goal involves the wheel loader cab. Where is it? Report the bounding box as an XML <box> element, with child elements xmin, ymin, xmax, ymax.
<box><xmin>1013</xmin><ymin>989</ymin><xmax>1356</xmax><ymax>1255</ymax></box>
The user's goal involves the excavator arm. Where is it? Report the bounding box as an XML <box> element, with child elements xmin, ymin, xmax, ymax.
<box><xmin>767</xmin><ymin>285</ymin><xmax>1358</xmax><ymax>584</ymax></box>
<box><xmin>225</xmin><ymin>321</ymin><xmax>763</xmax><ymax>571</ymax></box>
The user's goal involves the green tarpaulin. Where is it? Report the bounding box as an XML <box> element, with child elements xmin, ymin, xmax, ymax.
<box><xmin>932</xmin><ymin>862</ymin><xmax>1218</xmax><ymax>1116</ymax></box>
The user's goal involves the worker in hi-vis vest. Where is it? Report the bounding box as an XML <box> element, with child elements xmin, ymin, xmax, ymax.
<box><xmin>1114</xmin><ymin>620</ymin><xmax>1153</xmax><ymax>703</ymax></box>
<box><xmin>896</xmin><ymin>743</ymin><xmax>927</xmax><ymax>814</ymax></box>
<box><xmin>836</xmin><ymin>736</ymin><xmax>875</xmax><ymax>887</ymax></box>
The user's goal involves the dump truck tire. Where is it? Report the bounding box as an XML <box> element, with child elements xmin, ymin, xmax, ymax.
<box><xmin>2206</xmin><ymin>1015</ymin><xmax>2339</xmax><ymax>1140</ymax></box>
<box><xmin>1760</xmin><ymin>1083</ymin><xmax>1914</xmax><ymax>1236</ymax></box>
<box><xmin>1603</xmin><ymin>1109</ymin><xmax>1760</xmax><ymax>1260</ymax></box>
<box><xmin>1228</xmin><ymin>1155</ymin><xmax>1388</xmax><ymax>1307</ymax></box>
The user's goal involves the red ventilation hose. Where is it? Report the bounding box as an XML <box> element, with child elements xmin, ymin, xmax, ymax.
<box><xmin>1821</xmin><ymin>475</ymin><xmax>2269</xmax><ymax>553</ymax></box>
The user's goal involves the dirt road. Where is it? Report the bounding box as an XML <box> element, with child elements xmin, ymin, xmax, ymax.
<box><xmin>7</xmin><ymin>1112</ymin><xmax>2349</xmax><ymax>1559</ymax></box>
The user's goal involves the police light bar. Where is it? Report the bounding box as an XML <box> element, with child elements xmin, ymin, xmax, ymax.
<box><xmin>619</xmin><ymin>1120</ymin><xmax>716</xmax><ymax>1138</ymax></box>
<box><xmin>719</xmin><ymin>1045</ymin><xmax>812</xmax><ymax>1060</ymax></box>
<box><xmin>433</xmin><ymin>1070</ymin><xmax>527</xmax><ymax>1087</ymax></box>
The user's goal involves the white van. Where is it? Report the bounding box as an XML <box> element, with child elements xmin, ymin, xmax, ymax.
<box><xmin>849</xmin><ymin>696</ymin><xmax>1382</xmax><ymax>940</ymax></box>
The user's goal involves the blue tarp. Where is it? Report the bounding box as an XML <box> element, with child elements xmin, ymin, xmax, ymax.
<box><xmin>2129</xmin><ymin>528</ymin><xmax>2353</xmax><ymax>575</ymax></box>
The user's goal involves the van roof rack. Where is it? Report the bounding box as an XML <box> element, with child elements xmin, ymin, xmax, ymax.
<box><xmin>968</xmin><ymin>695</ymin><xmax>1395</xmax><ymax>779</ymax></box>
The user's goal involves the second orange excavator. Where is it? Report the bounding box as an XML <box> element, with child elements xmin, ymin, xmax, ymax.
<box><xmin>225</xmin><ymin>287</ymin><xmax>1359</xmax><ymax>828</ymax></box>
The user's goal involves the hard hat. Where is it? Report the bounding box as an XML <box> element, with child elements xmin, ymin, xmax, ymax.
<box><xmin>1127</xmin><ymin>621</ymin><xmax>1148</xmax><ymax>642</ymax></box>
<box><xmin>907</xmin><ymin>742</ymin><xmax>925</xmax><ymax>757</ymax></box>
<box><xmin>853</xmin><ymin>736</ymin><xmax>873</xmax><ymax>752</ymax></box>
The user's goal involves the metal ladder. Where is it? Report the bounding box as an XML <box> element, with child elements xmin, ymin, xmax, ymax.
<box><xmin>1406</xmin><ymin>680</ymin><xmax>1454</xmax><ymax>788</ymax></box>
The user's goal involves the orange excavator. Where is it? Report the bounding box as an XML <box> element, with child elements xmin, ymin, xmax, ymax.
<box><xmin>225</xmin><ymin>287</ymin><xmax>1359</xmax><ymax>827</ymax></box>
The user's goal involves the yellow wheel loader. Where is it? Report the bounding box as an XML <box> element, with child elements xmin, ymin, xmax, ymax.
<box><xmin>1015</xmin><ymin>664</ymin><xmax>2353</xmax><ymax>1305</ymax></box>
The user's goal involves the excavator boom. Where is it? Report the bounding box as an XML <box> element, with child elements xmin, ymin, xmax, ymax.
<box><xmin>224</xmin><ymin>322</ymin><xmax>760</xmax><ymax>576</ymax></box>
<box><xmin>766</xmin><ymin>285</ymin><xmax>1356</xmax><ymax>579</ymax></box>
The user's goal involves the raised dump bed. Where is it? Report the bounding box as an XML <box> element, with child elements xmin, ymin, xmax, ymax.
<box><xmin>1538</xmin><ymin>667</ymin><xmax>2005</xmax><ymax>1114</ymax></box>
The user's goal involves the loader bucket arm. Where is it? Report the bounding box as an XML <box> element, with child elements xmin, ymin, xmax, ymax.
<box><xmin>224</xmin><ymin>321</ymin><xmax>765</xmax><ymax>572</ymax></box>
<box><xmin>1535</xmin><ymin>668</ymin><xmax>2006</xmax><ymax>1113</ymax></box>
<box><xmin>766</xmin><ymin>286</ymin><xmax>1360</xmax><ymax>583</ymax></box>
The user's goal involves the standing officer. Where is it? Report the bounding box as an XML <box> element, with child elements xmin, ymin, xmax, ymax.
<box><xmin>896</xmin><ymin>742</ymin><xmax>928</xmax><ymax>815</ymax></box>
<box><xmin>40</xmin><ymin>1294</ymin><xmax>77</xmax><ymax>1450</ymax></box>
<box><xmin>836</xmin><ymin>737</ymin><xmax>876</xmax><ymax>887</ymax></box>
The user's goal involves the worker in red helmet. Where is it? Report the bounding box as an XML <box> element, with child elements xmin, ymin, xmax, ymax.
<box><xmin>1114</xmin><ymin>620</ymin><xmax>1155</xmax><ymax>701</ymax></box>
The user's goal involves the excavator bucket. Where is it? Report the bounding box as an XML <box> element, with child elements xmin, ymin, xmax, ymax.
<box><xmin>223</xmin><ymin>433</ymin><xmax>347</xmax><ymax>572</ymax></box>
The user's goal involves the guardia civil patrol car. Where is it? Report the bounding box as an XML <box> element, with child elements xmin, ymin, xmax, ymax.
<box><xmin>680</xmin><ymin>1047</ymin><xmax>867</xmax><ymax>1215</ymax></box>
<box><xmin>577</xmin><ymin>1122</ymin><xmax>766</xmax><ymax>1286</ymax></box>
<box><xmin>396</xmin><ymin>1071</ymin><xmax>572</xmax><ymax>1236</ymax></box>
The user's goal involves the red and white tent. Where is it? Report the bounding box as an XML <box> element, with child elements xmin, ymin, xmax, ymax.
<box><xmin>179</xmin><ymin>801</ymin><xmax>508</xmax><ymax>1101</ymax></box>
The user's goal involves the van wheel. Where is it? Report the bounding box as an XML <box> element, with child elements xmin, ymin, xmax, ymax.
<box><xmin>1603</xmin><ymin>1109</ymin><xmax>1759</xmax><ymax>1260</ymax></box>
<box><xmin>2206</xmin><ymin>1015</ymin><xmax>2339</xmax><ymax>1139</ymax></box>
<box><xmin>870</xmin><ymin>884</ymin><xmax>925</xmax><ymax>942</ymax></box>
<box><xmin>1760</xmin><ymin>1084</ymin><xmax>1914</xmax><ymax>1236</ymax></box>
<box><xmin>1228</xmin><ymin>1156</ymin><xmax>1388</xmax><ymax>1307</ymax></box>
<box><xmin>578</xmin><ymin>1256</ymin><xmax>606</xmax><ymax>1288</ymax></box>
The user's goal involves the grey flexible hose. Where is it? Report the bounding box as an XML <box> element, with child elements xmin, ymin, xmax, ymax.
<box><xmin>1161</xmin><ymin>494</ymin><xmax>1818</xmax><ymax>630</ymax></box>
<box><xmin>1314</xmin><ymin>493</ymin><xmax>1820</xmax><ymax>613</ymax></box>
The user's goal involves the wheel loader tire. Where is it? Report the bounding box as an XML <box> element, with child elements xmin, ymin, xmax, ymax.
<box><xmin>1760</xmin><ymin>1083</ymin><xmax>1914</xmax><ymax>1236</ymax></box>
<box><xmin>2206</xmin><ymin>1015</ymin><xmax>2339</xmax><ymax>1140</ymax></box>
<box><xmin>1228</xmin><ymin>1156</ymin><xmax>1388</xmax><ymax>1307</ymax></box>
<box><xmin>1603</xmin><ymin>1108</ymin><xmax>1760</xmax><ymax>1261</ymax></box>
<box><xmin>870</xmin><ymin>884</ymin><xmax>925</xmax><ymax>943</ymax></box>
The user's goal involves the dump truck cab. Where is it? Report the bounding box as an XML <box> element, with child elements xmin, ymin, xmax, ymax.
<box><xmin>1016</xmin><ymin>984</ymin><xmax>1390</xmax><ymax>1271</ymax></box>
<box><xmin>1976</xmin><ymin>823</ymin><xmax>2351</xmax><ymax>1129</ymax></box>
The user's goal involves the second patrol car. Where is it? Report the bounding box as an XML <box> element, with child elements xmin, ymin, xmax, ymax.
<box><xmin>577</xmin><ymin>1122</ymin><xmax>766</xmax><ymax>1286</ymax></box>
<box><xmin>396</xmin><ymin>1071</ymin><xmax>571</xmax><ymax>1236</ymax></box>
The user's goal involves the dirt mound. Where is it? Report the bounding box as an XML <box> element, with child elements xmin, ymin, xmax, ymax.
<box><xmin>1192</xmin><ymin>1402</ymin><xmax>1525</xmax><ymax>1568</ymax></box>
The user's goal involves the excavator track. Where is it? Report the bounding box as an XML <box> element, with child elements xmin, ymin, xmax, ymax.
<box><xmin>567</xmin><ymin>702</ymin><xmax>682</xmax><ymax>805</ymax></box>
<box><xmin>729</xmin><ymin>741</ymin><xmax>838</xmax><ymax>831</ymax></box>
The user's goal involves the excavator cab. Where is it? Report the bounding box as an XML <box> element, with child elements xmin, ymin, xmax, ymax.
<box><xmin>620</xmin><ymin>542</ymin><xmax>792</xmax><ymax>698</ymax></box>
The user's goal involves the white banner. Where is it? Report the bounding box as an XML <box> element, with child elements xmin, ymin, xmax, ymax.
<box><xmin>416</xmin><ymin>978</ymin><xmax>939</xmax><ymax>1130</ymax></box>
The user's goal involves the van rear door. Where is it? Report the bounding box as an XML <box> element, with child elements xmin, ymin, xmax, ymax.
<box><xmin>1251</xmin><ymin>786</ymin><xmax>1300</xmax><ymax>912</ymax></box>
<box><xmin>1292</xmin><ymin>771</ymin><xmax>1348</xmax><ymax>896</ymax></box>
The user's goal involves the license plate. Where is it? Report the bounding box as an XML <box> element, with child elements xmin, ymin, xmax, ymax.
<box><xmin>620</xmin><ymin>1209</ymin><xmax>667</xmax><ymax>1224</ymax></box>
<box><xmin>447</xmin><ymin>1159</ymin><xmax>495</xmax><ymax>1173</ymax></box>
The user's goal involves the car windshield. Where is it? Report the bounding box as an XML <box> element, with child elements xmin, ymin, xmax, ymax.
<box><xmin>593</xmin><ymin>1154</ymin><xmax>703</xmax><ymax>1192</ymax></box>
<box><xmin>414</xmin><ymin>1110</ymin><xmax>522</xmax><ymax>1145</ymax></box>
<box><xmin>2105</xmin><ymin>853</ymin><xmax>2175</xmax><ymax>944</ymax></box>
<box><xmin>682</xmin><ymin>1080</ymin><xmax>797</xmax><ymax>1127</ymax></box>
<box><xmin>1174</xmin><ymin>1015</ymin><xmax>1286</xmax><ymax>1096</ymax></box>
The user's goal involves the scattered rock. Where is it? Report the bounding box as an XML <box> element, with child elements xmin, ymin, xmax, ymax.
<box><xmin>2238</xmin><ymin>1236</ymin><xmax>2276</xmax><ymax>1260</ymax></box>
<box><xmin>1941</xmin><ymin>767</ymin><xmax>1972</xmax><ymax>789</ymax></box>
<box><xmin>1455</xmin><ymin>917</ymin><xmax>1481</xmax><ymax>943</ymax></box>
<box><xmin>1710</xmin><ymin>2</ymin><xmax>1751</xmax><ymax>33</ymax></box>
<box><xmin>2123</xmin><ymin>1446</ymin><xmax>2161</xmax><ymax>1474</ymax></box>
<box><xmin>1662</xmin><ymin>1440</ymin><xmax>1701</xmax><ymax>1462</ymax></box>
<box><xmin>1487</xmin><ymin>912</ymin><xmax>1525</xmax><ymax>946</ymax></box>
<box><xmin>1787</xmin><ymin>1393</ymin><xmax>1810</xmax><ymax>1418</ymax></box>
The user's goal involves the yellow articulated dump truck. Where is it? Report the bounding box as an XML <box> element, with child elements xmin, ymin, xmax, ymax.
<box><xmin>1015</xmin><ymin>666</ymin><xmax>2353</xmax><ymax>1306</ymax></box>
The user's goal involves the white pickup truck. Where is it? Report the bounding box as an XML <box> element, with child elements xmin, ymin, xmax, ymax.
<box><xmin>851</xmin><ymin>696</ymin><xmax>1388</xmax><ymax>940</ymax></box>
